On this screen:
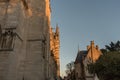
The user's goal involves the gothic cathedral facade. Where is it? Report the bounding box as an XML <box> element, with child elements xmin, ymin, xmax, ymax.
<box><xmin>0</xmin><ymin>0</ymin><xmax>60</xmax><ymax>80</ymax></box>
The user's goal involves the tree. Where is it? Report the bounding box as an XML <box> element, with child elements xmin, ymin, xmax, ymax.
<box><xmin>88</xmin><ymin>41</ymin><xmax>120</xmax><ymax>80</ymax></box>
<box><xmin>105</xmin><ymin>41</ymin><xmax>120</xmax><ymax>52</ymax></box>
<box><xmin>65</xmin><ymin>61</ymin><xmax>74</xmax><ymax>75</ymax></box>
<box><xmin>88</xmin><ymin>51</ymin><xmax>120</xmax><ymax>80</ymax></box>
<box><xmin>65</xmin><ymin>61</ymin><xmax>75</xmax><ymax>80</ymax></box>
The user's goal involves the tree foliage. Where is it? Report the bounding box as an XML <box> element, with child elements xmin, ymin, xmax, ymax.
<box><xmin>88</xmin><ymin>51</ymin><xmax>120</xmax><ymax>80</ymax></box>
<box><xmin>88</xmin><ymin>41</ymin><xmax>120</xmax><ymax>80</ymax></box>
<box><xmin>65</xmin><ymin>61</ymin><xmax>76</xmax><ymax>80</ymax></box>
<box><xmin>105</xmin><ymin>41</ymin><xmax>120</xmax><ymax>52</ymax></box>
<box><xmin>65</xmin><ymin>61</ymin><xmax>74</xmax><ymax>75</ymax></box>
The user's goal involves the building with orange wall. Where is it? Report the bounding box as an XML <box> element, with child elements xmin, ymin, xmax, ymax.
<box><xmin>75</xmin><ymin>41</ymin><xmax>102</xmax><ymax>80</ymax></box>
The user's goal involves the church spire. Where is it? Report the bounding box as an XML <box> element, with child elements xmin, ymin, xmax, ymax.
<box><xmin>55</xmin><ymin>24</ymin><xmax>59</xmax><ymax>36</ymax></box>
<box><xmin>78</xmin><ymin>44</ymin><xmax>80</xmax><ymax>52</ymax></box>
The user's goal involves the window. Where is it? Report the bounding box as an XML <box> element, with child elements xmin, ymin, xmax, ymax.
<box><xmin>0</xmin><ymin>28</ymin><xmax>16</xmax><ymax>51</ymax></box>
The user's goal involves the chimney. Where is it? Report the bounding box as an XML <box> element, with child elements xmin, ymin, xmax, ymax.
<box><xmin>91</xmin><ymin>41</ymin><xmax>94</xmax><ymax>47</ymax></box>
<box><xmin>96</xmin><ymin>45</ymin><xmax>99</xmax><ymax>50</ymax></box>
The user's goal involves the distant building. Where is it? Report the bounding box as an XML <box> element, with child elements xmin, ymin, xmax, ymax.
<box><xmin>0</xmin><ymin>0</ymin><xmax>60</xmax><ymax>80</ymax></box>
<box><xmin>75</xmin><ymin>41</ymin><xmax>102</xmax><ymax>80</ymax></box>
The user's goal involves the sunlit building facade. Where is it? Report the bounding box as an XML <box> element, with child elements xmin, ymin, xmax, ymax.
<box><xmin>75</xmin><ymin>41</ymin><xmax>101</xmax><ymax>80</ymax></box>
<box><xmin>0</xmin><ymin>0</ymin><xmax>60</xmax><ymax>80</ymax></box>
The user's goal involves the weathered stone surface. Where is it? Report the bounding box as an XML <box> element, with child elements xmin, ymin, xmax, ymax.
<box><xmin>0</xmin><ymin>0</ymin><xmax>60</xmax><ymax>80</ymax></box>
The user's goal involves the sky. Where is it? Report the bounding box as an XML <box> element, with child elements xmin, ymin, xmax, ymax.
<box><xmin>50</xmin><ymin>0</ymin><xmax>120</xmax><ymax>76</ymax></box>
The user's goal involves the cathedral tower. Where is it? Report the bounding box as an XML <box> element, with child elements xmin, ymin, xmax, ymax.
<box><xmin>0</xmin><ymin>0</ymin><xmax>59</xmax><ymax>80</ymax></box>
<box><xmin>54</xmin><ymin>25</ymin><xmax>60</xmax><ymax>76</ymax></box>
<box><xmin>50</xmin><ymin>24</ymin><xmax>60</xmax><ymax>77</ymax></box>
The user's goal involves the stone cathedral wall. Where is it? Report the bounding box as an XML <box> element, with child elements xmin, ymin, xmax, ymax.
<box><xmin>0</xmin><ymin>1</ymin><xmax>27</xmax><ymax>80</ymax></box>
<box><xmin>0</xmin><ymin>0</ymin><xmax>59</xmax><ymax>80</ymax></box>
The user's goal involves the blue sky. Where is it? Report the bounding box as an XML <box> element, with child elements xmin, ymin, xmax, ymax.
<box><xmin>50</xmin><ymin>0</ymin><xmax>120</xmax><ymax>76</ymax></box>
